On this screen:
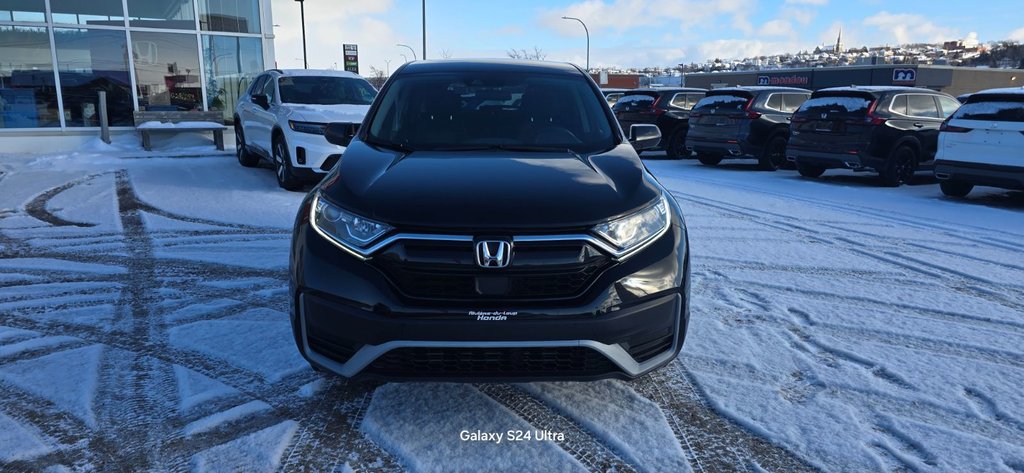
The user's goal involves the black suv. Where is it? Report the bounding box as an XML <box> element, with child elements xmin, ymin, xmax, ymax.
<box><xmin>290</xmin><ymin>60</ymin><xmax>691</xmax><ymax>381</ymax></box>
<box><xmin>685</xmin><ymin>87</ymin><xmax>810</xmax><ymax>170</ymax></box>
<box><xmin>612</xmin><ymin>88</ymin><xmax>707</xmax><ymax>158</ymax></box>
<box><xmin>787</xmin><ymin>86</ymin><xmax>961</xmax><ymax>186</ymax></box>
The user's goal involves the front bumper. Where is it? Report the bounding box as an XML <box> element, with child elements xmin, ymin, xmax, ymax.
<box><xmin>935</xmin><ymin>160</ymin><xmax>1024</xmax><ymax>191</ymax></box>
<box><xmin>289</xmin><ymin>202</ymin><xmax>691</xmax><ymax>381</ymax></box>
<box><xmin>283</xmin><ymin>128</ymin><xmax>345</xmax><ymax>177</ymax></box>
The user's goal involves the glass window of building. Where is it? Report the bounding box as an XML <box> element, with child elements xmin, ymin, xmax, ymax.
<box><xmin>198</xmin><ymin>0</ymin><xmax>260</xmax><ymax>34</ymax></box>
<box><xmin>0</xmin><ymin>26</ymin><xmax>59</xmax><ymax>128</ymax></box>
<box><xmin>131</xmin><ymin>31</ymin><xmax>202</xmax><ymax>112</ymax></box>
<box><xmin>54</xmin><ymin>28</ymin><xmax>134</xmax><ymax>127</ymax></box>
<box><xmin>0</xmin><ymin>0</ymin><xmax>45</xmax><ymax>22</ymax></box>
<box><xmin>202</xmin><ymin>35</ymin><xmax>263</xmax><ymax>123</ymax></box>
<box><xmin>50</xmin><ymin>0</ymin><xmax>125</xmax><ymax>26</ymax></box>
<box><xmin>127</xmin><ymin>0</ymin><xmax>196</xmax><ymax>29</ymax></box>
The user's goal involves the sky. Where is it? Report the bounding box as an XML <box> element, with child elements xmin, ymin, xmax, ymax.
<box><xmin>269</xmin><ymin>0</ymin><xmax>1024</xmax><ymax>72</ymax></box>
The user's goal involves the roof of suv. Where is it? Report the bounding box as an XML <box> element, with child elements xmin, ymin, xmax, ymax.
<box><xmin>710</xmin><ymin>86</ymin><xmax>811</xmax><ymax>94</ymax></box>
<box><xmin>270</xmin><ymin>69</ymin><xmax>363</xmax><ymax>79</ymax></box>
<box><xmin>816</xmin><ymin>86</ymin><xmax>946</xmax><ymax>96</ymax></box>
<box><xmin>398</xmin><ymin>59</ymin><xmax>583</xmax><ymax>76</ymax></box>
<box><xmin>973</xmin><ymin>86</ymin><xmax>1024</xmax><ymax>95</ymax></box>
<box><xmin>627</xmin><ymin>87</ymin><xmax>707</xmax><ymax>94</ymax></box>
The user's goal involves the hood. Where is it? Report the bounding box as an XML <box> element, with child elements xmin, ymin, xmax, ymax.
<box><xmin>286</xmin><ymin>104</ymin><xmax>370</xmax><ymax>124</ymax></box>
<box><xmin>319</xmin><ymin>141</ymin><xmax>662</xmax><ymax>231</ymax></box>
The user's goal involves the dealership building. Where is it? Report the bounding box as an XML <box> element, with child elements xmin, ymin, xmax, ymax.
<box><xmin>0</xmin><ymin>0</ymin><xmax>276</xmax><ymax>152</ymax></box>
<box><xmin>684</xmin><ymin>65</ymin><xmax>1020</xmax><ymax>97</ymax></box>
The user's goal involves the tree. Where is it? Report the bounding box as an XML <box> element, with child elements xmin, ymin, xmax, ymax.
<box><xmin>507</xmin><ymin>46</ymin><xmax>547</xmax><ymax>60</ymax></box>
<box><xmin>440</xmin><ymin>49</ymin><xmax>453</xmax><ymax>59</ymax></box>
<box><xmin>367</xmin><ymin>66</ymin><xmax>388</xmax><ymax>90</ymax></box>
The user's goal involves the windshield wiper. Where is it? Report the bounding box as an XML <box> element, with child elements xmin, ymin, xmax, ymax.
<box><xmin>364</xmin><ymin>138</ymin><xmax>416</xmax><ymax>154</ymax></box>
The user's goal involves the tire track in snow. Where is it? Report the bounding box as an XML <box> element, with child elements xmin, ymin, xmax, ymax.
<box><xmin>631</xmin><ymin>361</ymin><xmax>820</xmax><ymax>473</ymax></box>
<box><xmin>476</xmin><ymin>383</ymin><xmax>639</xmax><ymax>473</ymax></box>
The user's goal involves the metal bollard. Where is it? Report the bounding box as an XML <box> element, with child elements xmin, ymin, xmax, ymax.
<box><xmin>98</xmin><ymin>90</ymin><xmax>111</xmax><ymax>144</ymax></box>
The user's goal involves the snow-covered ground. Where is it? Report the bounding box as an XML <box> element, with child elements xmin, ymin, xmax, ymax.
<box><xmin>0</xmin><ymin>145</ymin><xmax>1022</xmax><ymax>472</ymax></box>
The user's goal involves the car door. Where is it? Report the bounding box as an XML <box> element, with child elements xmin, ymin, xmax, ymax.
<box><xmin>906</xmin><ymin>94</ymin><xmax>944</xmax><ymax>162</ymax></box>
<box><xmin>239</xmin><ymin>74</ymin><xmax>267</xmax><ymax>140</ymax></box>
<box><xmin>249</xmin><ymin>76</ymin><xmax>279</xmax><ymax>153</ymax></box>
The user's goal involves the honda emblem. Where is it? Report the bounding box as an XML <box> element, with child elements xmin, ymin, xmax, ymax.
<box><xmin>475</xmin><ymin>240</ymin><xmax>512</xmax><ymax>269</ymax></box>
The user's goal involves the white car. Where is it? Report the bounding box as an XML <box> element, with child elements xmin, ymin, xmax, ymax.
<box><xmin>935</xmin><ymin>87</ymin><xmax>1024</xmax><ymax>197</ymax></box>
<box><xmin>234</xmin><ymin>69</ymin><xmax>377</xmax><ymax>190</ymax></box>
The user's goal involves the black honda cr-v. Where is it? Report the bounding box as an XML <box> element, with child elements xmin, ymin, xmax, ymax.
<box><xmin>685</xmin><ymin>87</ymin><xmax>810</xmax><ymax>170</ymax></box>
<box><xmin>612</xmin><ymin>88</ymin><xmax>707</xmax><ymax>158</ymax></box>
<box><xmin>787</xmin><ymin>86</ymin><xmax>961</xmax><ymax>186</ymax></box>
<box><xmin>289</xmin><ymin>60</ymin><xmax>691</xmax><ymax>381</ymax></box>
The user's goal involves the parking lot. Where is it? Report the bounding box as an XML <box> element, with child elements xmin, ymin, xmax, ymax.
<box><xmin>1</xmin><ymin>148</ymin><xmax>1023</xmax><ymax>472</ymax></box>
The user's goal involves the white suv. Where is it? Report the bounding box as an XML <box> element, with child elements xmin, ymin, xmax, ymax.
<box><xmin>935</xmin><ymin>87</ymin><xmax>1024</xmax><ymax>197</ymax></box>
<box><xmin>234</xmin><ymin>69</ymin><xmax>377</xmax><ymax>190</ymax></box>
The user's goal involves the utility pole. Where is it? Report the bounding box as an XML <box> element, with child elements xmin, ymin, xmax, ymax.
<box><xmin>295</xmin><ymin>0</ymin><xmax>308</xmax><ymax>68</ymax></box>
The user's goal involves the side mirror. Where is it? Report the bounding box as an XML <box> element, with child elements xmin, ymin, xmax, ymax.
<box><xmin>628</xmin><ymin>124</ymin><xmax>662</xmax><ymax>151</ymax></box>
<box><xmin>324</xmin><ymin>122</ymin><xmax>358</xmax><ymax>147</ymax></box>
<box><xmin>251</xmin><ymin>93</ymin><xmax>269</xmax><ymax>110</ymax></box>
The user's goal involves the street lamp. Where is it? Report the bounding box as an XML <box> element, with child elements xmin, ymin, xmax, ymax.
<box><xmin>295</xmin><ymin>0</ymin><xmax>308</xmax><ymax>69</ymax></box>
<box><xmin>561</xmin><ymin>16</ymin><xmax>589</xmax><ymax>72</ymax></box>
<box><xmin>397</xmin><ymin>44</ymin><xmax>417</xmax><ymax>61</ymax></box>
<box><xmin>422</xmin><ymin>0</ymin><xmax>427</xmax><ymax>60</ymax></box>
<box><xmin>399</xmin><ymin>53</ymin><xmax>408</xmax><ymax>63</ymax></box>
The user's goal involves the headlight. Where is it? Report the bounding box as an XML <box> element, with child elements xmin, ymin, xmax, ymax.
<box><xmin>289</xmin><ymin>120</ymin><xmax>327</xmax><ymax>135</ymax></box>
<box><xmin>592</xmin><ymin>195</ymin><xmax>670</xmax><ymax>256</ymax></box>
<box><xmin>311</xmin><ymin>193</ymin><xmax>393</xmax><ymax>254</ymax></box>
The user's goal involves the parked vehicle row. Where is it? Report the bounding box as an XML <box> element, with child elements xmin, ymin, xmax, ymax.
<box><xmin>613</xmin><ymin>84</ymin><xmax>1023</xmax><ymax>197</ymax></box>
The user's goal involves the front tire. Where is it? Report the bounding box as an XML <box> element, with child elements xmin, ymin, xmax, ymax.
<box><xmin>879</xmin><ymin>145</ymin><xmax>918</xmax><ymax>187</ymax></box>
<box><xmin>235</xmin><ymin>124</ymin><xmax>259</xmax><ymax>167</ymax></box>
<box><xmin>797</xmin><ymin>161</ymin><xmax>826</xmax><ymax>178</ymax></box>
<box><xmin>697</xmin><ymin>154</ymin><xmax>722</xmax><ymax>166</ymax></box>
<box><xmin>758</xmin><ymin>135</ymin><xmax>788</xmax><ymax>171</ymax></box>
<box><xmin>273</xmin><ymin>136</ymin><xmax>303</xmax><ymax>191</ymax></box>
<box><xmin>940</xmin><ymin>180</ymin><xmax>973</xmax><ymax>197</ymax></box>
<box><xmin>665</xmin><ymin>129</ymin><xmax>689</xmax><ymax>160</ymax></box>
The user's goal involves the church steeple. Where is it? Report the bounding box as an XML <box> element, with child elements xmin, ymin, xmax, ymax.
<box><xmin>835</xmin><ymin>28</ymin><xmax>844</xmax><ymax>54</ymax></box>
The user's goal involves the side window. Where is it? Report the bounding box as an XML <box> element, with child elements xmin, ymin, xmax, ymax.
<box><xmin>670</xmin><ymin>93</ymin><xmax>688</xmax><ymax>108</ymax></box>
<box><xmin>688</xmin><ymin>94</ymin><xmax>705</xmax><ymax>108</ymax></box>
<box><xmin>907</xmin><ymin>95</ymin><xmax>940</xmax><ymax>118</ymax></box>
<box><xmin>783</xmin><ymin>94</ymin><xmax>809</xmax><ymax>113</ymax></box>
<box><xmin>248</xmin><ymin>75</ymin><xmax>267</xmax><ymax>96</ymax></box>
<box><xmin>890</xmin><ymin>95</ymin><xmax>908</xmax><ymax>115</ymax></box>
<box><xmin>263</xmin><ymin>76</ymin><xmax>277</xmax><ymax>104</ymax></box>
<box><xmin>765</xmin><ymin>94</ymin><xmax>783</xmax><ymax>111</ymax></box>
<box><xmin>937</xmin><ymin>96</ymin><xmax>961</xmax><ymax>118</ymax></box>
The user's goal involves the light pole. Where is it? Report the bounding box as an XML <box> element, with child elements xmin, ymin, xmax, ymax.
<box><xmin>384</xmin><ymin>59</ymin><xmax>391</xmax><ymax>76</ymax></box>
<box><xmin>561</xmin><ymin>16</ymin><xmax>589</xmax><ymax>72</ymax></box>
<box><xmin>397</xmin><ymin>44</ymin><xmax>417</xmax><ymax>61</ymax></box>
<box><xmin>295</xmin><ymin>0</ymin><xmax>308</xmax><ymax>69</ymax></box>
<box><xmin>422</xmin><ymin>0</ymin><xmax>427</xmax><ymax>60</ymax></box>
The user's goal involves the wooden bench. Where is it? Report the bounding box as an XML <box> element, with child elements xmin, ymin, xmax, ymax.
<box><xmin>133</xmin><ymin>111</ymin><xmax>227</xmax><ymax>151</ymax></box>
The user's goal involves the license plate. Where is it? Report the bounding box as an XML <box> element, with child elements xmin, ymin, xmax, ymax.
<box><xmin>814</xmin><ymin>121</ymin><xmax>834</xmax><ymax>132</ymax></box>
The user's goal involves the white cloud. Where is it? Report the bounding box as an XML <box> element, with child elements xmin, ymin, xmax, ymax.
<box><xmin>540</xmin><ymin>0</ymin><xmax>757</xmax><ymax>37</ymax></box>
<box><xmin>862</xmin><ymin>11</ymin><xmax>958</xmax><ymax>45</ymax></box>
<box><xmin>696</xmin><ymin>38</ymin><xmax>805</xmax><ymax>62</ymax></box>
<box><xmin>1008</xmin><ymin>27</ymin><xmax>1024</xmax><ymax>42</ymax></box>
<box><xmin>785</xmin><ymin>0</ymin><xmax>828</xmax><ymax>5</ymax></box>
<box><xmin>759</xmin><ymin>19</ymin><xmax>795</xmax><ymax>38</ymax></box>
<box><xmin>270</xmin><ymin>0</ymin><xmax>415</xmax><ymax>72</ymax></box>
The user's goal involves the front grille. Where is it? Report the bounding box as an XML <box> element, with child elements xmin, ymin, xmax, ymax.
<box><xmin>372</xmin><ymin>239</ymin><xmax>611</xmax><ymax>301</ymax></box>
<box><xmin>363</xmin><ymin>346</ymin><xmax>619</xmax><ymax>378</ymax></box>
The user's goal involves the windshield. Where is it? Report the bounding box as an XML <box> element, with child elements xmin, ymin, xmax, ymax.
<box><xmin>365</xmin><ymin>72</ymin><xmax>616</xmax><ymax>153</ymax></box>
<box><xmin>796</xmin><ymin>95</ymin><xmax>874</xmax><ymax>117</ymax></box>
<box><xmin>692</xmin><ymin>94</ymin><xmax>749</xmax><ymax>113</ymax></box>
<box><xmin>952</xmin><ymin>97</ymin><xmax>1024</xmax><ymax>122</ymax></box>
<box><xmin>278</xmin><ymin>76</ymin><xmax>377</xmax><ymax>105</ymax></box>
